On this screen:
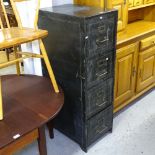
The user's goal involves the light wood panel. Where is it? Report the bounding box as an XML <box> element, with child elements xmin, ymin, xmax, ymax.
<box><xmin>114</xmin><ymin>43</ymin><xmax>138</xmax><ymax>109</ymax></box>
<box><xmin>144</xmin><ymin>0</ymin><xmax>154</xmax><ymax>4</ymax></box>
<box><xmin>129</xmin><ymin>0</ymin><xmax>134</xmax><ymax>8</ymax></box>
<box><xmin>136</xmin><ymin>46</ymin><xmax>155</xmax><ymax>92</ymax></box>
<box><xmin>134</xmin><ymin>0</ymin><xmax>143</xmax><ymax>7</ymax></box>
<box><xmin>129</xmin><ymin>2</ymin><xmax>155</xmax><ymax>10</ymax></box>
<box><xmin>0</xmin><ymin>27</ymin><xmax>48</xmax><ymax>49</ymax></box>
<box><xmin>117</xmin><ymin>20</ymin><xmax>155</xmax><ymax>47</ymax></box>
<box><xmin>140</xmin><ymin>34</ymin><xmax>155</xmax><ymax>50</ymax></box>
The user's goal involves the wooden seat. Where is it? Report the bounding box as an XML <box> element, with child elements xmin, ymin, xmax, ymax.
<box><xmin>0</xmin><ymin>27</ymin><xmax>48</xmax><ymax>49</ymax></box>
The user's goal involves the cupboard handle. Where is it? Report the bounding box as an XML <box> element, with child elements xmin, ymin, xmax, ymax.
<box><xmin>139</xmin><ymin>69</ymin><xmax>143</xmax><ymax>79</ymax></box>
<box><xmin>152</xmin><ymin>41</ymin><xmax>155</xmax><ymax>45</ymax></box>
<box><xmin>124</xmin><ymin>0</ymin><xmax>127</xmax><ymax>5</ymax></box>
<box><xmin>132</xmin><ymin>66</ymin><xmax>136</xmax><ymax>77</ymax></box>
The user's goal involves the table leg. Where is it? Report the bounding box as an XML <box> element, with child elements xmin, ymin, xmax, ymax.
<box><xmin>38</xmin><ymin>125</ymin><xmax>47</xmax><ymax>155</ymax></box>
<box><xmin>0</xmin><ymin>78</ymin><xmax>3</xmax><ymax>120</ymax></box>
<box><xmin>47</xmin><ymin>120</ymin><xmax>54</xmax><ymax>139</ymax></box>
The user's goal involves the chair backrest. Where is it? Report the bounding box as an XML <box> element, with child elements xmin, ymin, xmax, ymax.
<box><xmin>10</xmin><ymin>0</ymin><xmax>41</xmax><ymax>29</ymax></box>
<box><xmin>0</xmin><ymin>0</ymin><xmax>11</xmax><ymax>29</ymax></box>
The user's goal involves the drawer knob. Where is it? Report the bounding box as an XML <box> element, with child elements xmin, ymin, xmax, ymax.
<box><xmin>152</xmin><ymin>41</ymin><xmax>155</xmax><ymax>45</ymax></box>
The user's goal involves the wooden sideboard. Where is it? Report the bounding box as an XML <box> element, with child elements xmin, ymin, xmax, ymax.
<box><xmin>74</xmin><ymin>0</ymin><xmax>155</xmax><ymax>113</ymax></box>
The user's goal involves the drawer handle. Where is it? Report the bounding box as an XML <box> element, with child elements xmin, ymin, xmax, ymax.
<box><xmin>96</xmin><ymin>101</ymin><xmax>107</xmax><ymax>107</ymax></box>
<box><xmin>152</xmin><ymin>41</ymin><xmax>155</xmax><ymax>45</ymax></box>
<box><xmin>98</xmin><ymin>25</ymin><xmax>106</xmax><ymax>33</ymax></box>
<box><xmin>97</xmin><ymin>126</ymin><xmax>106</xmax><ymax>134</ymax></box>
<box><xmin>96</xmin><ymin>71</ymin><xmax>108</xmax><ymax>77</ymax></box>
<box><xmin>96</xmin><ymin>38</ymin><xmax>109</xmax><ymax>46</ymax></box>
<box><xmin>136</xmin><ymin>1</ymin><xmax>140</xmax><ymax>4</ymax></box>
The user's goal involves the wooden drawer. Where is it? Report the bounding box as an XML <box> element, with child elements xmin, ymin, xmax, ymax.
<box><xmin>144</xmin><ymin>0</ymin><xmax>154</xmax><ymax>4</ymax></box>
<box><xmin>134</xmin><ymin>0</ymin><xmax>143</xmax><ymax>6</ymax></box>
<box><xmin>129</xmin><ymin>0</ymin><xmax>134</xmax><ymax>7</ymax></box>
<box><xmin>140</xmin><ymin>35</ymin><xmax>155</xmax><ymax>50</ymax></box>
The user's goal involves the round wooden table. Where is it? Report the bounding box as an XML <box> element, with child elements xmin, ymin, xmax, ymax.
<box><xmin>0</xmin><ymin>75</ymin><xmax>64</xmax><ymax>155</ymax></box>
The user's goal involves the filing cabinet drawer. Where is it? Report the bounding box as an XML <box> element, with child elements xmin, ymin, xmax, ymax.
<box><xmin>134</xmin><ymin>0</ymin><xmax>143</xmax><ymax>6</ymax></box>
<box><xmin>140</xmin><ymin>35</ymin><xmax>155</xmax><ymax>50</ymax></box>
<box><xmin>129</xmin><ymin>0</ymin><xmax>134</xmax><ymax>7</ymax></box>
<box><xmin>85</xmin><ymin>78</ymin><xmax>113</xmax><ymax>119</ymax></box>
<box><xmin>144</xmin><ymin>0</ymin><xmax>154</xmax><ymax>4</ymax></box>
<box><xmin>86</xmin><ymin>13</ymin><xmax>115</xmax><ymax>33</ymax></box>
<box><xmin>85</xmin><ymin>25</ymin><xmax>115</xmax><ymax>57</ymax></box>
<box><xmin>87</xmin><ymin>106</ymin><xmax>113</xmax><ymax>145</ymax></box>
<box><xmin>86</xmin><ymin>53</ymin><xmax>114</xmax><ymax>88</ymax></box>
<box><xmin>85</xmin><ymin>14</ymin><xmax>116</xmax><ymax>55</ymax></box>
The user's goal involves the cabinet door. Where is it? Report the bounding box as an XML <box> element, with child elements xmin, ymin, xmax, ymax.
<box><xmin>114</xmin><ymin>43</ymin><xmax>138</xmax><ymax>109</ymax></box>
<box><xmin>136</xmin><ymin>47</ymin><xmax>155</xmax><ymax>93</ymax></box>
<box><xmin>111</xmin><ymin>0</ymin><xmax>128</xmax><ymax>31</ymax></box>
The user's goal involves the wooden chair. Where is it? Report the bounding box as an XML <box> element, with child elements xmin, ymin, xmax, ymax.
<box><xmin>0</xmin><ymin>1</ymin><xmax>16</xmax><ymax>61</ymax></box>
<box><xmin>0</xmin><ymin>0</ymin><xmax>59</xmax><ymax>121</ymax></box>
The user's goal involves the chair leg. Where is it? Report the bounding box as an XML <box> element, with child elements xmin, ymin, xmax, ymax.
<box><xmin>38</xmin><ymin>125</ymin><xmax>47</xmax><ymax>155</ymax></box>
<box><xmin>6</xmin><ymin>50</ymin><xmax>10</xmax><ymax>61</ymax></box>
<box><xmin>0</xmin><ymin>78</ymin><xmax>3</xmax><ymax>120</ymax></box>
<box><xmin>39</xmin><ymin>39</ymin><xmax>59</xmax><ymax>93</ymax></box>
<box><xmin>47</xmin><ymin>120</ymin><xmax>54</xmax><ymax>139</ymax></box>
<box><xmin>14</xmin><ymin>46</ymin><xmax>21</xmax><ymax>75</ymax></box>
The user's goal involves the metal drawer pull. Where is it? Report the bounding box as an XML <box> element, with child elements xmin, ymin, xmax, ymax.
<box><xmin>96</xmin><ymin>71</ymin><xmax>108</xmax><ymax>77</ymax></box>
<box><xmin>98</xmin><ymin>25</ymin><xmax>105</xmax><ymax>33</ymax></box>
<box><xmin>96</xmin><ymin>126</ymin><xmax>106</xmax><ymax>134</ymax></box>
<box><xmin>97</xmin><ymin>60</ymin><xmax>106</xmax><ymax>67</ymax></box>
<box><xmin>96</xmin><ymin>38</ymin><xmax>109</xmax><ymax>45</ymax></box>
<box><xmin>96</xmin><ymin>101</ymin><xmax>107</xmax><ymax>107</ymax></box>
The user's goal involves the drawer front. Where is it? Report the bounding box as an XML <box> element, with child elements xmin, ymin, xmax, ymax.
<box><xmin>129</xmin><ymin>0</ymin><xmax>134</xmax><ymax>7</ymax></box>
<box><xmin>85</xmin><ymin>78</ymin><xmax>113</xmax><ymax>118</ymax></box>
<box><xmin>85</xmin><ymin>14</ymin><xmax>116</xmax><ymax>56</ymax></box>
<box><xmin>144</xmin><ymin>0</ymin><xmax>154</xmax><ymax>4</ymax></box>
<box><xmin>87</xmin><ymin>106</ymin><xmax>113</xmax><ymax>145</ymax></box>
<box><xmin>86</xmin><ymin>12</ymin><xmax>116</xmax><ymax>33</ymax></box>
<box><xmin>134</xmin><ymin>0</ymin><xmax>143</xmax><ymax>6</ymax></box>
<box><xmin>140</xmin><ymin>35</ymin><xmax>155</xmax><ymax>50</ymax></box>
<box><xmin>86</xmin><ymin>52</ymin><xmax>114</xmax><ymax>88</ymax></box>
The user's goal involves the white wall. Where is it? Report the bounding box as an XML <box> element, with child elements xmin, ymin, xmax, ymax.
<box><xmin>22</xmin><ymin>0</ymin><xmax>73</xmax><ymax>75</ymax></box>
<box><xmin>52</xmin><ymin>0</ymin><xmax>73</xmax><ymax>6</ymax></box>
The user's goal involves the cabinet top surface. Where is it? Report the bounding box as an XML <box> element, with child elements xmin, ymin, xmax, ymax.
<box><xmin>40</xmin><ymin>4</ymin><xmax>115</xmax><ymax>18</ymax></box>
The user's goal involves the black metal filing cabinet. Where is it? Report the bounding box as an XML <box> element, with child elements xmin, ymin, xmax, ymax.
<box><xmin>39</xmin><ymin>4</ymin><xmax>118</xmax><ymax>151</ymax></box>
